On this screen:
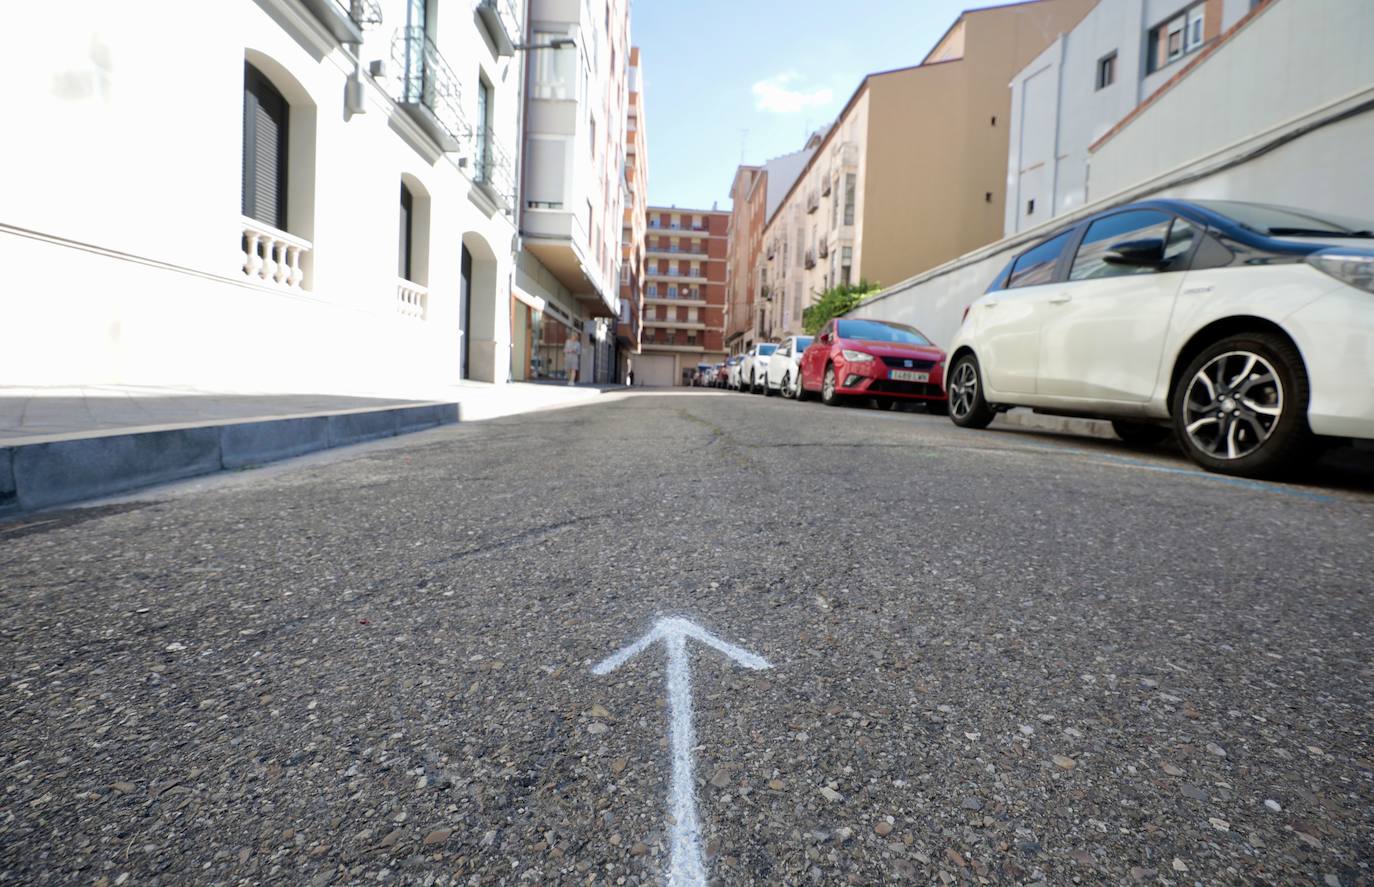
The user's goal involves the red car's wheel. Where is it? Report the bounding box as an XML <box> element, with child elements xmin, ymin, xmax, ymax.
<box><xmin>821</xmin><ymin>365</ymin><xmax>843</xmax><ymax>407</ymax></box>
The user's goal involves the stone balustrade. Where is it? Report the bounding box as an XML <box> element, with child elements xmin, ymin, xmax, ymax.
<box><xmin>396</xmin><ymin>279</ymin><xmax>427</xmax><ymax>319</ymax></box>
<box><xmin>241</xmin><ymin>217</ymin><xmax>311</xmax><ymax>290</ymax></box>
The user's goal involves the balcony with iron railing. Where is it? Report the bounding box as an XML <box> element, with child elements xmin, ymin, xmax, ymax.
<box><xmin>391</xmin><ymin>27</ymin><xmax>469</xmax><ymax>152</ymax></box>
<box><xmin>475</xmin><ymin>0</ymin><xmax>521</xmax><ymax>56</ymax></box>
<box><xmin>821</xmin><ymin>174</ymin><xmax>831</xmax><ymax>197</ymax></box>
<box><xmin>804</xmin><ymin>248</ymin><xmax>816</xmax><ymax>269</ymax></box>
<box><xmin>304</xmin><ymin>0</ymin><xmax>382</xmax><ymax>45</ymax></box>
<box><xmin>806</xmin><ymin>190</ymin><xmax>819</xmax><ymax>214</ymax></box>
<box><xmin>818</xmin><ymin>240</ymin><xmax>829</xmax><ymax>259</ymax></box>
<box><xmin>473</xmin><ymin>133</ymin><xmax>517</xmax><ymax>214</ymax></box>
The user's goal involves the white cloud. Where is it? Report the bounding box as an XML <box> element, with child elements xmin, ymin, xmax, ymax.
<box><xmin>751</xmin><ymin>72</ymin><xmax>834</xmax><ymax>114</ymax></box>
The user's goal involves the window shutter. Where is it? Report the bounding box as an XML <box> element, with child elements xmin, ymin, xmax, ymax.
<box><xmin>242</xmin><ymin>65</ymin><xmax>289</xmax><ymax>231</ymax></box>
<box><xmin>399</xmin><ymin>184</ymin><xmax>413</xmax><ymax>280</ymax></box>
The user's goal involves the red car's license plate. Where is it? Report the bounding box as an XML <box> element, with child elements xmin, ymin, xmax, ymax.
<box><xmin>888</xmin><ymin>369</ymin><xmax>929</xmax><ymax>382</ymax></box>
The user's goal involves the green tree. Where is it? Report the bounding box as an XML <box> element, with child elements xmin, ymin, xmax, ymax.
<box><xmin>801</xmin><ymin>280</ymin><xmax>882</xmax><ymax>335</ymax></box>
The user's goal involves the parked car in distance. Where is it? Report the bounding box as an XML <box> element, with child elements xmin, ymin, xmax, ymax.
<box><xmin>798</xmin><ymin>318</ymin><xmax>948</xmax><ymax>411</ymax></box>
<box><xmin>715</xmin><ymin>360</ymin><xmax>732</xmax><ymax>387</ymax></box>
<box><xmin>727</xmin><ymin>355</ymin><xmax>746</xmax><ymax>390</ymax></box>
<box><xmin>740</xmin><ymin>343</ymin><xmax>778</xmax><ymax>394</ymax></box>
<box><xmin>944</xmin><ymin>198</ymin><xmax>1374</xmax><ymax>477</ymax></box>
<box><xmin>764</xmin><ymin>335</ymin><xmax>814</xmax><ymax>397</ymax></box>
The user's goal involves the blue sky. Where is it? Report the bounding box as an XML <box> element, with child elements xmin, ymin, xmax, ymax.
<box><xmin>632</xmin><ymin>0</ymin><xmax>978</xmax><ymax>210</ymax></box>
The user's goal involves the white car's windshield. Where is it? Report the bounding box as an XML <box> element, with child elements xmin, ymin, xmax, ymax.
<box><xmin>757</xmin><ymin>344</ymin><xmax>778</xmax><ymax>356</ymax></box>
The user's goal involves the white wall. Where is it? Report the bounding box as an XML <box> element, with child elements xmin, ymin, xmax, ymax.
<box><xmin>1089</xmin><ymin>0</ymin><xmax>1374</xmax><ymax>202</ymax></box>
<box><xmin>0</xmin><ymin>0</ymin><xmax>521</xmax><ymax>393</ymax></box>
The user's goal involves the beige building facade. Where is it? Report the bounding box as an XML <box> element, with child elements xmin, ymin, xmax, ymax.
<box><xmin>757</xmin><ymin>0</ymin><xmax>1097</xmax><ymax>339</ymax></box>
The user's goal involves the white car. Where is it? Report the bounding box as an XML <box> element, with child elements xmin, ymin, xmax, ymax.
<box><xmin>725</xmin><ymin>355</ymin><xmax>745</xmax><ymax>390</ymax></box>
<box><xmin>945</xmin><ymin>198</ymin><xmax>1374</xmax><ymax>477</ymax></box>
<box><xmin>739</xmin><ymin>343</ymin><xmax>778</xmax><ymax>394</ymax></box>
<box><xmin>764</xmin><ymin>335</ymin><xmax>814</xmax><ymax>398</ymax></box>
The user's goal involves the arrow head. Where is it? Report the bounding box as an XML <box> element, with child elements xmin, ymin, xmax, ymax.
<box><xmin>592</xmin><ymin>617</ymin><xmax>772</xmax><ymax>675</ymax></box>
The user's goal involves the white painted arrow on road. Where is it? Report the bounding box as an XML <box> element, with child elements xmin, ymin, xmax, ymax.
<box><xmin>592</xmin><ymin>617</ymin><xmax>772</xmax><ymax>887</ymax></box>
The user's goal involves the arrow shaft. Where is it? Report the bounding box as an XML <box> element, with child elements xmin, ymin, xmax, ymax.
<box><xmin>664</xmin><ymin>633</ymin><xmax>707</xmax><ymax>887</ymax></box>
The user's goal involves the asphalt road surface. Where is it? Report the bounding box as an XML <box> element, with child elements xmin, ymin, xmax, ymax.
<box><xmin>3</xmin><ymin>391</ymin><xmax>1372</xmax><ymax>886</ymax></box>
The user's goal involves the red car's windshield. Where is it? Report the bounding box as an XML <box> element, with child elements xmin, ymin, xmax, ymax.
<box><xmin>836</xmin><ymin>319</ymin><xmax>931</xmax><ymax>346</ymax></box>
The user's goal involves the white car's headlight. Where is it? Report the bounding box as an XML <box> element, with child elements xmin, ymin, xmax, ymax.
<box><xmin>1306</xmin><ymin>248</ymin><xmax>1374</xmax><ymax>294</ymax></box>
<box><xmin>841</xmin><ymin>349</ymin><xmax>874</xmax><ymax>362</ymax></box>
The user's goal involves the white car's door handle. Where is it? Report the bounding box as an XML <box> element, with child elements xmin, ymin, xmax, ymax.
<box><xmin>1048</xmin><ymin>293</ymin><xmax>1072</xmax><ymax>304</ymax></box>
<box><xmin>983</xmin><ymin>300</ymin><xmax>1000</xmax><ymax>308</ymax></box>
<box><xmin>1182</xmin><ymin>284</ymin><xmax>1214</xmax><ymax>295</ymax></box>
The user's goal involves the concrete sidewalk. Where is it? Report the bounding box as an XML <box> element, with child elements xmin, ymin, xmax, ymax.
<box><xmin>0</xmin><ymin>381</ymin><xmax>629</xmax><ymax>515</ymax></box>
<box><xmin>0</xmin><ymin>381</ymin><xmax>626</xmax><ymax>446</ymax></box>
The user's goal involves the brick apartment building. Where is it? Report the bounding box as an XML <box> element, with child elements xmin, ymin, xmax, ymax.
<box><xmin>636</xmin><ymin>207</ymin><xmax>729</xmax><ymax>386</ymax></box>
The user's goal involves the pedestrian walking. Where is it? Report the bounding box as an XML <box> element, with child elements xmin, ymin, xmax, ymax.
<box><xmin>564</xmin><ymin>335</ymin><xmax>582</xmax><ymax>385</ymax></box>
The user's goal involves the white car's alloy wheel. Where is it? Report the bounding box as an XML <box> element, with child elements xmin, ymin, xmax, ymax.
<box><xmin>949</xmin><ymin>361</ymin><xmax>978</xmax><ymax>420</ymax></box>
<box><xmin>1182</xmin><ymin>351</ymin><xmax>1283</xmax><ymax>461</ymax></box>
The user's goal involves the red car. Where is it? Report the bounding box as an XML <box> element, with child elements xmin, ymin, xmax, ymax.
<box><xmin>798</xmin><ymin>317</ymin><xmax>948</xmax><ymax>411</ymax></box>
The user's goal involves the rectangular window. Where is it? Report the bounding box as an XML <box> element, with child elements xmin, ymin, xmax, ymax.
<box><xmin>476</xmin><ymin>78</ymin><xmax>492</xmax><ymax>181</ymax></box>
<box><xmin>1186</xmin><ymin>5</ymin><xmax>1205</xmax><ymax>51</ymax></box>
<box><xmin>1148</xmin><ymin>3</ymin><xmax>1204</xmax><ymax>73</ymax></box>
<box><xmin>796</xmin><ymin>229</ymin><xmax>804</xmax><ymax>268</ymax></box>
<box><xmin>242</xmin><ymin>64</ymin><xmax>289</xmax><ymax>231</ymax></box>
<box><xmin>841</xmin><ymin>246</ymin><xmax>853</xmax><ymax>287</ymax></box>
<box><xmin>399</xmin><ymin>183</ymin><xmax>413</xmax><ymax>280</ymax></box>
<box><xmin>525</xmin><ymin>137</ymin><xmax>566</xmax><ymax>207</ymax></box>
<box><xmin>793</xmin><ymin>282</ymin><xmax>802</xmax><ymax>323</ymax></box>
<box><xmin>531</xmin><ymin>31</ymin><xmax>576</xmax><ymax>99</ymax></box>
<box><xmin>1096</xmin><ymin>52</ymin><xmax>1117</xmax><ymax>90</ymax></box>
<box><xmin>843</xmin><ymin>173</ymin><xmax>856</xmax><ymax>225</ymax></box>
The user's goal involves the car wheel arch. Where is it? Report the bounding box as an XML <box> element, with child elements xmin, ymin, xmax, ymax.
<box><xmin>1167</xmin><ymin>316</ymin><xmax>1306</xmax><ymax>413</ymax></box>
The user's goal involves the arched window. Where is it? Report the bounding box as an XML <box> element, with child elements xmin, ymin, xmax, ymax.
<box><xmin>242</xmin><ymin>63</ymin><xmax>289</xmax><ymax>231</ymax></box>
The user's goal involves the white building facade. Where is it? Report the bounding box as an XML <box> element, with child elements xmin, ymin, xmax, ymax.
<box><xmin>514</xmin><ymin>0</ymin><xmax>630</xmax><ymax>384</ymax></box>
<box><xmin>1005</xmin><ymin>0</ymin><xmax>1263</xmax><ymax>235</ymax></box>
<box><xmin>753</xmin><ymin>137</ymin><xmax>825</xmax><ymax>342</ymax></box>
<box><xmin>1</xmin><ymin>0</ymin><xmax>529</xmax><ymax>394</ymax></box>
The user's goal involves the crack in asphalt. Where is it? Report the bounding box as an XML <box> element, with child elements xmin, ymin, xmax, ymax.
<box><xmin>423</xmin><ymin>513</ymin><xmax>606</xmax><ymax>568</ymax></box>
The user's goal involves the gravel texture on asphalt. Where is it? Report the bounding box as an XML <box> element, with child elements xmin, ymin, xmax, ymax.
<box><xmin>1</xmin><ymin>391</ymin><xmax>1372</xmax><ymax>886</ymax></box>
